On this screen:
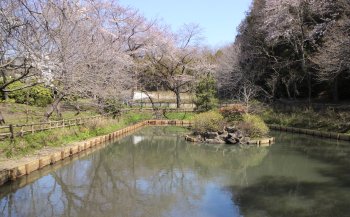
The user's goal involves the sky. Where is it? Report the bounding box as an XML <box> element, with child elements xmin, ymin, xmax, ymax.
<box><xmin>118</xmin><ymin>0</ymin><xmax>253</xmax><ymax>48</ymax></box>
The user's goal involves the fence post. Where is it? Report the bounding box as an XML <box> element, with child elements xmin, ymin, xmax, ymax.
<box><xmin>9</xmin><ymin>124</ymin><xmax>14</xmax><ymax>140</ymax></box>
<box><xmin>20</xmin><ymin>126</ymin><xmax>24</xmax><ymax>137</ymax></box>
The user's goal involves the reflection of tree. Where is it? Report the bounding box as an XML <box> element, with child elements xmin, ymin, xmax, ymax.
<box><xmin>0</xmin><ymin>126</ymin><xmax>269</xmax><ymax>217</ymax></box>
<box><xmin>229</xmin><ymin>132</ymin><xmax>350</xmax><ymax>217</ymax></box>
<box><xmin>183</xmin><ymin>144</ymin><xmax>269</xmax><ymax>186</ymax></box>
<box><xmin>230</xmin><ymin>176</ymin><xmax>350</xmax><ymax>217</ymax></box>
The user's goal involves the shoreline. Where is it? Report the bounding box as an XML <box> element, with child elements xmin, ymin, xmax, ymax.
<box><xmin>1</xmin><ymin>120</ymin><xmax>348</xmax><ymax>187</ymax></box>
<box><xmin>0</xmin><ymin>120</ymin><xmax>192</xmax><ymax>186</ymax></box>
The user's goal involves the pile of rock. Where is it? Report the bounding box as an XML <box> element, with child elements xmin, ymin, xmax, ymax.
<box><xmin>185</xmin><ymin>126</ymin><xmax>251</xmax><ymax>145</ymax></box>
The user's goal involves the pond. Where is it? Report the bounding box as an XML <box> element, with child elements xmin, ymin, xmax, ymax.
<box><xmin>0</xmin><ymin>126</ymin><xmax>349</xmax><ymax>217</ymax></box>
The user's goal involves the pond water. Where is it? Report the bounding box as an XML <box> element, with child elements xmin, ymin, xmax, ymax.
<box><xmin>0</xmin><ymin>126</ymin><xmax>349</xmax><ymax>217</ymax></box>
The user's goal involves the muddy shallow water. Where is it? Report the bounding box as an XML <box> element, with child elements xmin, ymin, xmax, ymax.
<box><xmin>0</xmin><ymin>126</ymin><xmax>349</xmax><ymax>217</ymax></box>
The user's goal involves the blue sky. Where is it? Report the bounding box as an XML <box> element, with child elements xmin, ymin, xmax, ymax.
<box><xmin>118</xmin><ymin>0</ymin><xmax>253</xmax><ymax>47</ymax></box>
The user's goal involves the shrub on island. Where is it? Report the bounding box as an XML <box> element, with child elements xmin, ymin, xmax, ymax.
<box><xmin>188</xmin><ymin>110</ymin><xmax>271</xmax><ymax>145</ymax></box>
<box><xmin>192</xmin><ymin>111</ymin><xmax>226</xmax><ymax>134</ymax></box>
<box><xmin>238</xmin><ymin>114</ymin><xmax>269</xmax><ymax>138</ymax></box>
<box><xmin>219</xmin><ymin>104</ymin><xmax>246</xmax><ymax>122</ymax></box>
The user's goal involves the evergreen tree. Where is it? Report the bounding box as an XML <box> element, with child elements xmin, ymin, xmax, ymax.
<box><xmin>194</xmin><ymin>75</ymin><xmax>218</xmax><ymax>112</ymax></box>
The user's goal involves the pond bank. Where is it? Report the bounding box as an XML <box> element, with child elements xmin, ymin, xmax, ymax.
<box><xmin>0</xmin><ymin>120</ymin><xmax>191</xmax><ymax>186</ymax></box>
<box><xmin>2</xmin><ymin>120</ymin><xmax>347</xmax><ymax>187</ymax></box>
<box><xmin>269</xmin><ymin>124</ymin><xmax>350</xmax><ymax>141</ymax></box>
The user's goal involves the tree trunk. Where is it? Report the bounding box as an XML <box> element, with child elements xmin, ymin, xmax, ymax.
<box><xmin>284</xmin><ymin>82</ymin><xmax>291</xmax><ymax>99</ymax></box>
<box><xmin>301</xmin><ymin>49</ymin><xmax>311</xmax><ymax>107</ymax></box>
<box><xmin>293</xmin><ymin>83</ymin><xmax>298</xmax><ymax>100</ymax></box>
<box><xmin>0</xmin><ymin>111</ymin><xmax>5</xmax><ymax>125</ymax></box>
<box><xmin>1</xmin><ymin>70</ymin><xmax>8</xmax><ymax>100</ymax></box>
<box><xmin>45</xmin><ymin>94</ymin><xmax>65</xmax><ymax>121</ymax></box>
<box><xmin>143</xmin><ymin>91</ymin><xmax>156</xmax><ymax>110</ymax></box>
<box><xmin>1</xmin><ymin>89</ymin><xmax>8</xmax><ymax>101</ymax></box>
<box><xmin>307</xmin><ymin>71</ymin><xmax>311</xmax><ymax>106</ymax></box>
<box><xmin>175</xmin><ymin>90</ymin><xmax>181</xmax><ymax>109</ymax></box>
<box><xmin>298</xmin><ymin>16</ymin><xmax>311</xmax><ymax>107</ymax></box>
<box><xmin>332</xmin><ymin>76</ymin><xmax>339</xmax><ymax>102</ymax></box>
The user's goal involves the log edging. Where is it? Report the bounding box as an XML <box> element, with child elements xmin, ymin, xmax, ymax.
<box><xmin>268</xmin><ymin>124</ymin><xmax>350</xmax><ymax>141</ymax></box>
<box><xmin>0</xmin><ymin>120</ymin><xmax>193</xmax><ymax>186</ymax></box>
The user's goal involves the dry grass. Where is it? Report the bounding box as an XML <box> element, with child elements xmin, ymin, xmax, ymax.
<box><xmin>0</xmin><ymin>102</ymin><xmax>97</xmax><ymax>125</ymax></box>
<box><xmin>262</xmin><ymin>108</ymin><xmax>350</xmax><ymax>134</ymax></box>
<box><xmin>0</xmin><ymin>111</ymin><xmax>152</xmax><ymax>158</ymax></box>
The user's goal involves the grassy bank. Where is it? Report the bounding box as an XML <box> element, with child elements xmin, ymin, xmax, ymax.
<box><xmin>262</xmin><ymin>108</ymin><xmax>350</xmax><ymax>134</ymax></box>
<box><xmin>163</xmin><ymin>112</ymin><xmax>195</xmax><ymax>120</ymax></box>
<box><xmin>0</xmin><ymin>102</ymin><xmax>98</xmax><ymax>125</ymax></box>
<box><xmin>0</xmin><ymin>111</ymin><xmax>152</xmax><ymax>158</ymax></box>
<box><xmin>0</xmin><ymin>102</ymin><xmax>195</xmax><ymax>158</ymax></box>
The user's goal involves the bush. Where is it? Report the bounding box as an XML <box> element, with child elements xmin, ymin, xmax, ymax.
<box><xmin>219</xmin><ymin>104</ymin><xmax>247</xmax><ymax>122</ymax></box>
<box><xmin>238</xmin><ymin>114</ymin><xmax>269</xmax><ymax>137</ymax></box>
<box><xmin>194</xmin><ymin>75</ymin><xmax>218</xmax><ymax>112</ymax></box>
<box><xmin>192</xmin><ymin>111</ymin><xmax>225</xmax><ymax>133</ymax></box>
<box><xmin>103</xmin><ymin>98</ymin><xmax>123</xmax><ymax>114</ymax></box>
<box><xmin>5</xmin><ymin>82</ymin><xmax>53</xmax><ymax>107</ymax></box>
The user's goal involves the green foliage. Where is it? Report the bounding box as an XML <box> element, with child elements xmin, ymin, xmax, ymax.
<box><xmin>262</xmin><ymin>108</ymin><xmax>350</xmax><ymax>134</ymax></box>
<box><xmin>122</xmin><ymin>111</ymin><xmax>152</xmax><ymax>124</ymax></box>
<box><xmin>194</xmin><ymin>75</ymin><xmax>218</xmax><ymax>112</ymax></box>
<box><xmin>103</xmin><ymin>98</ymin><xmax>123</xmax><ymax>114</ymax></box>
<box><xmin>1</xmin><ymin>111</ymin><xmax>152</xmax><ymax>158</ymax></box>
<box><xmin>0</xmin><ymin>99</ymin><xmax>16</xmax><ymax>103</ymax></box>
<box><xmin>3</xmin><ymin>81</ymin><xmax>53</xmax><ymax>107</ymax></box>
<box><xmin>192</xmin><ymin>110</ymin><xmax>225</xmax><ymax>133</ymax></box>
<box><xmin>219</xmin><ymin>104</ymin><xmax>247</xmax><ymax>122</ymax></box>
<box><xmin>165</xmin><ymin>112</ymin><xmax>195</xmax><ymax>120</ymax></box>
<box><xmin>29</xmin><ymin>85</ymin><xmax>53</xmax><ymax>107</ymax></box>
<box><xmin>238</xmin><ymin>114</ymin><xmax>269</xmax><ymax>138</ymax></box>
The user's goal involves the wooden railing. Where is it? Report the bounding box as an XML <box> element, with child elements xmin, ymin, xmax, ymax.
<box><xmin>120</xmin><ymin>108</ymin><xmax>195</xmax><ymax>112</ymax></box>
<box><xmin>0</xmin><ymin>108</ymin><xmax>195</xmax><ymax>140</ymax></box>
<box><xmin>0</xmin><ymin>115</ymin><xmax>105</xmax><ymax>140</ymax></box>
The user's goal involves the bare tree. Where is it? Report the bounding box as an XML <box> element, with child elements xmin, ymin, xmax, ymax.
<box><xmin>14</xmin><ymin>0</ymin><xmax>146</xmax><ymax>119</ymax></box>
<box><xmin>0</xmin><ymin>0</ymin><xmax>46</xmax><ymax>100</ymax></box>
<box><xmin>262</xmin><ymin>0</ymin><xmax>314</xmax><ymax>105</ymax></box>
<box><xmin>144</xmin><ymin>24</ymin><xmax>212</xmax><ymax>108</ymax></box>
<box><xmin>261</xmin><ymin>0</ymin><xmax>350</xmax><ymax>103</ymax></box>
<box><xmin>311</xmin><ymin>1</ymin><xmax>350</xmax><ymax>102</ymax></box>
<box><xmin>239</xmin><ymin>81</ymin><xmax>258</xmax><ymax>113</ymax></box>
<box><xmin>216</xmin><ymin>43</ymin><xmax>243</xmax><ymax>99</ymax></box>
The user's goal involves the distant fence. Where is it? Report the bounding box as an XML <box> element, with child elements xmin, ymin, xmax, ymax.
<box><xmin>0</xmin><ymin>115</ymin><xmax>106</xmax><ymax>140</ymax></box>
<box><xmin>121</xmin><ymin>108</ymin><xmax>194</xmax><ymax>112</ymax></box>
<box><xmin>132</xmin><ymin>102</ymin><xmax>195</xmax><ymax>109</ymax></box>
<box><xmin>272</xmin><ymin>101</ymin><xmax>350</xmax><ymax>112</ymax></box>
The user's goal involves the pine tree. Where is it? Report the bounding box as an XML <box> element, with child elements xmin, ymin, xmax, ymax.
<box><xmin>194</xmin><ymin>75</ymin><xmax>218</xmax><ymax>112</ymax></box>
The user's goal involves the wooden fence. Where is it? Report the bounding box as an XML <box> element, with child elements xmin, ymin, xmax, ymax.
<box><xmin>120</xmin><ymin>108</ymin><xmax>195</xmax><ymax>112</ymax></box>
<box><xmin>0</xmin><ymin>115</ymin><xmax>105</xmax><ymax>140</ymax></box>
<box><xmin>272</xmin><ymin>101</ymin><xmax>350</xmax><ymax>112</ymax></box>
<box><xmin>0</xmin><ymin>108</ymin><xmax>195</xmax><ymax>140</ymax></box>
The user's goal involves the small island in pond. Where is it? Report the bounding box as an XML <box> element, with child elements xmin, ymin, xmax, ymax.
<box><xmin>185</xmin><ymin>105</ymin><xmax>274</xmax><ymax>145</ymax></box>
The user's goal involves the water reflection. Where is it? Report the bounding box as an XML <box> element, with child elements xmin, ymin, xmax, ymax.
<box><xmin>231</xmin><ymin>132</ymin><xmax>350</xmax><ymax>217</ymax></box>
<box><xmin>0</xmin><ymin>127</ymin><xmax>349</xmax><ymax>217</ymax></box>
